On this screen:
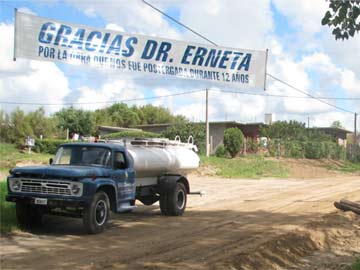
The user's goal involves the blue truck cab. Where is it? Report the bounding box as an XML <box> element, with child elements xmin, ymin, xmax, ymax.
<box><xmin>6</xmin><ymin>142</ymin><xmax>190</xmax><ymax>233</ymax></box>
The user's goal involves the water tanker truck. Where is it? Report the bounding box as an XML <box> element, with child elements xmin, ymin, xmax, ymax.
<box><xmin>6</xmin><ymin>138</ymin><xmax>201</xmax><ymax>233</ymax></box>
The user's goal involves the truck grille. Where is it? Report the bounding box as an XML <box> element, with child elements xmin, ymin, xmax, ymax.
<box><xmin>20</xmin><ymin>179</ymin><xmax>72</xmax><ymax>196</ymax></box>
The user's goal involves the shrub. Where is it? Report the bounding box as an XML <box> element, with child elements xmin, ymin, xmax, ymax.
<box><xmin>215</xmin><ymin>144</ymin><xmax>227</xmax><ymax>157</ymax></box>
<box><xmin>103</xmin><ymin>130</ymin><xmax>159</xmax><ymax>139</ymax></box>
<box><xmin>267</xmin><ymin>139</ymin><xmax>279</xmax><ymax>157</ymax></box>
<box><xmin>223</xmin><ymin>128</ymin><xmax>244</xmax><ymax>158</ymax></box>
<box><xmin>304</xmin><ymin>141</ymin><xmax>326</xmax><ymax>159</ymax></box>
<box><xmin>333</xmin><ymin>144</ymin><xmax>346</xmax><ymax>160</ymax></box>
<box><xmin>34</xmin><ymin>139</ymin><xmax>70</xmax><ymax>154</ymax></box>
<box><xmin>283</xmin><ymin>140</ymin><xmax>304</xmax><ymax>158</ymax></box>
<box><xmin>246</xmin><ymin>138</ymin><xmax>259</xmax><ymax>153</ymax></box>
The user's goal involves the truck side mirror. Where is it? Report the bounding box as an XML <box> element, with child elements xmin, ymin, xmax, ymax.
<box><xmin>49</xmin><ymin>158</ymin><xmax>53</xmax><ymax>165</ymax></box>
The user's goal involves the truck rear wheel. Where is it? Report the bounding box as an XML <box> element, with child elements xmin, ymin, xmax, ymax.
<box><xmin>83</xmin><ymin>191</ymin><xmax>110</xmax><ymax>234</ymax></box>
<box><xmin>160</xmin><ymin>182</ymin><xmax>187</xmax><ymax>216</ymax></box>
<box><xmin>16</xmin><ymin>202</ymin><xmax>43</xmax><ymax>227</ymax></box>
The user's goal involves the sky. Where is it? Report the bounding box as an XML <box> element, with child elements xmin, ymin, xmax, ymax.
<box><xmin>0</xmin><ymin>0</ymin><xmax>359</xmax><ymax>131</ymax></box>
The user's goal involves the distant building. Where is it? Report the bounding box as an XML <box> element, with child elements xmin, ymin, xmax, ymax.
<box><xmin>98</xmin><ymin>123</ymin><xmax>352</xmax><ymax>153</ymax></box>
<box><xmin>310</xmin><ymin>127</ymin><xmax>351</xmax><ymax>147</ymax></box>
<box><xmin>133</xmin><ymin>121</ymin><xmax>266</xmax><ymax>153</ymax></box>
<box><xmin>346</xmin><ymin>132</ymin><xmax>360</xmax><ymax>146</ymax></box>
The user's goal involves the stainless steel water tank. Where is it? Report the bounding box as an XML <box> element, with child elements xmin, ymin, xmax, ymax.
<box><xmin>126</xmin><ymin>144</ymin><xmax>200</xmax><ymax>178</ymax></box>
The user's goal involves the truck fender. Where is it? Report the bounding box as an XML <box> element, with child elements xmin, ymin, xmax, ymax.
<box><xmin>158</xmin><ymin>175</ymin><xmax>190</xmax><ymax>194</ymax></box>
<box><xmin>94</xmin><ymin>180</ymin><xmax>118</xmax><ymax>212</ymax></box>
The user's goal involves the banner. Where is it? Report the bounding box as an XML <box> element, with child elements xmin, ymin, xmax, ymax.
<box><xmin>14</xmin><ymin>11</ymin><xmax>268</xmax><ymax>89</ymax></box>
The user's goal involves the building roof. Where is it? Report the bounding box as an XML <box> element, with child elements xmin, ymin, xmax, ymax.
<box><xmin>310</xmin><ymin>127</ymin><xmax>351</xmax><ymax>140</ymax></box>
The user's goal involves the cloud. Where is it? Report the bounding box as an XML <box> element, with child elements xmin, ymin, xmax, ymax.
<box><xmin>105</xmin><ymin>23</ymin><xmax>125</xmax><ymax>32</ymax></box>
<box><xmin>0</xmin><ymin>23</ymin><xmax>70</xmax><ymax>114</ymax></box>
<box><xmin>67</xmin><ymin>0</ymin><xmax>181</xmax><ymax>40</ymax></box>
<box><xmin>73</xmin><ymin>79</ymin><xmax>145</xmax><ymax>111</ymax></box>
<box><xmin>176</xmin><ymin>0</ymin><xmax>273</xmax><ymax>49</ymax></box>
<box><xmin>272</xmin><ymin>0</ymin><xmax>328</xmax><ymax>35</ymax></box>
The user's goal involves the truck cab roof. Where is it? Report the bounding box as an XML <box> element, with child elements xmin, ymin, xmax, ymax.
<box><xmin>59</xmin><ymin>142</ymin><xmax>126</xmax><ymax>152</ymax></box>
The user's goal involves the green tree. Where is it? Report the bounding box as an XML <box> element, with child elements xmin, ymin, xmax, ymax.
<box><xmin>55</xmin><ymin>107</ymin><xmax>95</xmax><ymax>136</ymax></box>
<box><xmin>260</xmin><ymin>120</ymin><xmax>306</xmax><ymax>140</ymax></box>
<box><xmin>8</xmin><ymin>108</ymin><xmax>33</xmax><ymax>146</ymax></box>
<box><xmin>223</xmin><ymin>128</ymin><xmax>244</xmax><ymax>158</ymax></box>
<box><xmin>0</xmin><ymin>110</ymin><xmax>11</xmax><ymax>143</ymax></box>
<box><xmin>93</xmin><ymin>109</ymin><xmax>113</xmax><ymax>127</ymax></box>
<box><xmin>322</xmin><ymin>1</ymin><xmax>360</xmax><ymax>40</ymax></box>
<box><xmin>93</xmin><ymin>103</ymin><xmax>187</xmax><ymax>128</ymax></box>
<box><xmin>331</xmin><ymin>120</ymin><xmax>344</xmax><ymax>129</ymax></box>
<box><xmin>107</xmin><ymin>103</ymin><xmax>140</xmax><ymax>127</ymax></box>
<box><xmin>162</xmin><ymin>123</ymin><xmax>206</xmax><ymax>153</ymax></box>
<box><xmin>140</xmin><ymin>104</ymin><xmax>175</xmax><ymax>124</ymax></box>
<box><xmin>141</xmin><ymin>104</ymin><xmax>187</xmax><ymax>124</ymax></box>
<box><xmin>26</xmin><ymin>107</ymin><xmax>57</xmax><ymax>138</ymax></box>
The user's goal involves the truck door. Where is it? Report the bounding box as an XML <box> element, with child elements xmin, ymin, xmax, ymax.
<box><xmin>112</xmin><ymin>151</ymin><xmax>136</xmax><ymax>206</ymax></box>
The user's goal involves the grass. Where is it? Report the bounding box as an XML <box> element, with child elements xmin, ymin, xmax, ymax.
<box><xmin>0</xmin><ymin>181</ymin><xmax>17</xmax><ymax>234</ymax></box>
<box><xmin>0</xmin><ymin>143</ymin><xmax>52</xmax><ymax>234</ymax></box>
<box><xmin>351</xmin><ymin>258</ymin><xmax>360</xmax><ymax>270</ymax></box>
<box><xmin>327</xmin><ymin>160</ymin><xmax>360</xmax><ymax>173</ymax></box>
<box><xmin>200</xmin><ymin>155</ymin><xmax>289</xmax><ymax>179</ymax></box>
<box><xmin>0</xmin><ymin>143</ymin><xmax>52</xmax><ymax>171</ymax></box>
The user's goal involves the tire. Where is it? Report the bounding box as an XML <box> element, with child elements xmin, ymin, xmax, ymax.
<box><xmin>16</xmin><ymin>202</ymin><xmax>44</xmax><ymax>228</ymax></box>
<box><xmin>159</xmin><ymin>182</ymin><xmax>187</xmax><ymax>216</ymax></box>
<box><xmin>83</xmin><ymin>191</ymin><xmax>110</xmax><ymax>234</ymax></box>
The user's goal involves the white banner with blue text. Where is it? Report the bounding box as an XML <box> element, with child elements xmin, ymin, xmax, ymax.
<box><xmin>15</xmin><ymin>11</ymin><xmax>268</xmax><ymax>88</ymax></box>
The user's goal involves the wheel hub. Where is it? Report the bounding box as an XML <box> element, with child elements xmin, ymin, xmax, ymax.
<box><xmin>95</xmin><ymin>200</ymin><xmax>107</xmax><ymax>226</ymax></box>
<box><xmin>177</xmin><ymin>190</ymin><xmax>185</xmax><ymax>209</ymax></box>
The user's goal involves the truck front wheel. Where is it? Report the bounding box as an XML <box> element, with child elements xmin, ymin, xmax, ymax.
<box><xmin>160</xmin><ymin>182</ymin><xmax>187</xmax><ymax>216</ymax></box>
<box><xmin>16</xmin><ymin>202</ymin><xmax>44</xmax><ymax>227</ymax></box>
<box><xmin>83</xmin><ymin>191</ymin><xmax>110</xmax><ymax>234</ymax></box>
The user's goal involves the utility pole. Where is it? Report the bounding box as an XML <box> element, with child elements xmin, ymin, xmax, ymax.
<box><xmin>307</xmin><ymin>117</ymin><xmax>310</xmax><ymax>128</ymax></box>
<box><xmin>205</xmin><ymin>88</ymin><xmax>210</xmax><ymax>157</ymax></box>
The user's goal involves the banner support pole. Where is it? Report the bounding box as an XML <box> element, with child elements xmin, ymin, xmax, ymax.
<box><xmin>263</xmin><ymin>48</ymin><xmax>269</xmax><ymax>91</ymax></box>
<box><xmin>13</xmin><ymin>8</ymin><xmax>17</xmax><ymax>62</ymax></box>
<box><xmin>205</xmin><ymin>88</ymin><xmax>210</xmax><ymax>157</ymax></box>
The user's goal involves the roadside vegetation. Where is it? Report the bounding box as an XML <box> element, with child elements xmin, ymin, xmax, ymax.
<box><xmin>0</xmin><ymin>143</ymin><xmax>51</xmax><ymax>172</ymax></box>
<box><xmin>200</xmin><ymin>155</ymin><xmax>289</xmax><ymax>179</ymax></box>
<box><xmin>0</xmin><ymin>143</ymin><xmax>51</xmax><ymax>234</ymax></box>
<box><xmin>0</xmin><ymin>104</ymin><xmax>186</xmax><ymax>147</ymax></box>
<box><xmin>260</xmin><ymin>121</ymin><xmax>348</xmax><ymax>160</ymax></box>
<box><xmin>327</xmin><ymin>161</ymin><xmax>360</xmax><ymax>173</ymax></box>
<box><xmin>0</xmin><ymin>181</ymin><xmax>17</xmax><ymax>233</ymax></box>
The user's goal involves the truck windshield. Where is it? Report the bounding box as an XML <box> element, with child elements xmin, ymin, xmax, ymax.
<box><xmin>53</xmin><ymin>146</ymin><xmax>112</xmax><ymax>167</ymax></box>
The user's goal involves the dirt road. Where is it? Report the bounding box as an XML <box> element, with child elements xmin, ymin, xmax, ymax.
<box><xmin>1</xmin><ymin>175</ymin><xmax>360</xmax><ymax>270</ymax></box>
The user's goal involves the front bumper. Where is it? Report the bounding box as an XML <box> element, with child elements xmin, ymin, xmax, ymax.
<box><xmin>6</xmin><ymin>194</ymin><xmax>90</xmax><ymax>208</ymax></box>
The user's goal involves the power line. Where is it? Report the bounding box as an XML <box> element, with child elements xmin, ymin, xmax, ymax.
<box><xmin>142</xmin><ymin>0</ymin><xmax>218</xmax><ymax>47</ymax></box>
<box><xmin>214</xmin><ymin>89</ymin><xmax>360</xmax><ymax>100</ymax></box>
<box><xmin>0</xmin><ymin>89</ymin><xmax>204</xmax><ymax>106</ymax></box>
<box><xmin>266</xmin><ymin>73</ymin><xmax>355</xmax><ymax>114</ymax></box>
<box><xmin>142</xmin><ymin>0</ymin><xmax>356</xmax><ymax>114</ymax></box>
<box><xmin>2</xmin><ymin>88</ymin><xmax>360</xmax><ymax>106</ymax></box>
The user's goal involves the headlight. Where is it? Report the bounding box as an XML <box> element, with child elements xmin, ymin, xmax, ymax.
<box><xmin>71</xmin><ymin>183</ymin><xmax>83</xmax><ymax>196</ymax></box>
<box><xmin>10</xmin><ymin>179</ymin><xmax>21</xmax><ymax>192</ymax></box>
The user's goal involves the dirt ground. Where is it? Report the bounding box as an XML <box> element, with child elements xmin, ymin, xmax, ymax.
<box><xmin>278</xmin><ymin>158</ymin><xmax>355</xmax><ymax>179</ymax></box>
<box><xmin>1</xmin><ymin>174</ymin><xmax>360</xmax><ymax>270</ymax></box>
